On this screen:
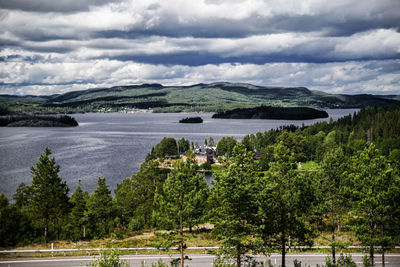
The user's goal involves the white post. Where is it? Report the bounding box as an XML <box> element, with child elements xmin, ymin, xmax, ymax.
<box><xmin>51</xmin><ymin>242</ymin><xmax>54</xmax><ymax>257</ymax></box>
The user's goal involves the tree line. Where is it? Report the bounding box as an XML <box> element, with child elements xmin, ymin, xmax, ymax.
<box><xmin>1</xmin><ymin>107</ymin><xmax>400</xmax><ymax>267</ymax></box>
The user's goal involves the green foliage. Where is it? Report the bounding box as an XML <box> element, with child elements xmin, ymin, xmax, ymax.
<box><xmin>0</xmin><ymin>194</ymin><xmax>29</xmax><ymax>247</ymax></box>
<box><xmin>4</xmin><ymin>83</ymin><xmax>398</xmax><ymax>114</ymax></box>
<box><xmin>216</xmin><ymin>136</ymin><xmax>238</xmax><ymax>156</ymax></box>
<box><xmin>0</xmin><ymin>114</ymin><xmax>78</xmax><ymax>127</ymax></box>
<box><xmin>212</xmin><ymin>106</ymin><xmax>328</xmax><ymax>120</ymax></box>
<box><xmin>13</xmin><ymin>182</ymin><xmax>30</xmax><ymax>208</ymax></box>
<box><xmin>177</xmin><ymin>138</ymin><xmax>190</xmax><ymax>154</ymax></box>
<box><xmin>362</xmin><ymin>255</ymin><xmax>374</xmax><ymax>267</ymax></box>
<box><xmin>86</xmin><ymin>177</ymin><xmax>114</xmax><ymax>238</ymax></box>
<box><xmin>115</xmin><ymin>159</ymin><xmax>166</xmax><ymax>229</ymax></box>
<box><xmin>209</xmin><ymin>137</ymin><xmax>215</xmax><ymax>147</ymax></box>
<box><xmin>154</xmin><ymin>137</ymin><xmax>178</xmax><ymax>158</ymax></box>
<box><xmin>30</xmin><ymin>147</ymin><xmax>70</xmax><ymax>242</ymax></box>
<box><xmin>154</xmin><ymin>150</ymin><xmax>209</xmax><ymax>265</ymax></box>
<box><xmin>200</xmin><ymin>161</ymin><xmax>212</xmax><ymax>170</ymax></box>
<box><xmin>319</xmin><ymin>147</ymin><xmax>349</xmax><ymax>262</ymax></box>
<box><xmin>325</xmin><ymin>254</ymin><xmax>357</xmax><ymax>267</ymax></box>
<box><xmin>86</xmin><ymin>249</ymin><xmax>128</xmax><ymax>267</ymax></box>
<box><xmin>258</xmin><ymin>140</ymin><xmax>315</xmax><ymax>267</ymax></box>
<box><xmin>293</xmin><ymin>259</ymin><xmax>310</xmax><ymax>267</ymax></box>
<box><xmin>348</xmin><ymin>144</ymin><xmax>400</xmax><ymax>265</ymax></box>
<box><xmin>67</xmin><ymin>180</ymin><xmax>87</xmax><ymax>241</ymax></box>
<box><xmin>210</xmin><ymin>143</ymin><xmax>261</xmax><ymax>266</ymax></box>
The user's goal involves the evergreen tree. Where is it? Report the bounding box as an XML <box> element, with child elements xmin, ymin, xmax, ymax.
<box><xmin>30</xmin><ymin>147</ymin><xmax>70</xmax><ymax>242</ymax></box>
<box><xmin>154</xmin><ymin>137</ymin><xmax>178</xmax><ymax>158</ymax></box>
<box><xmin>349</xmin><ymin>144</ymin><xmax>400</xmax><ymax>266</ymax></box>
<box><xmin>177</xmin><ymin>138</ymin><xmax>190</xmax><ymax>155</ymax></box>
<box><xmin>210</xmin><ymin>143</ymin><xmax>260</xmax><ymax>267</ymax></box>
<box><xmin>68</xmin><ymin>180</ymin><xmax>87</xmax><ymax>241</ymax></box>
<box><xmin>155</xmin><ymin>150</ymin><xmax>208</xmax><ymax>267</ymax></box>
<box><xmin>320</xmin><ymin>147</ymin><xmax>348</xmax><ymax>263</ymax></box>
<box><xmin>216</xmin><ymin>136</ymin><xmax>238</xmax><ymax>156</ymax></box>
<box><xmin>13</xmin><ymin>182</ymin><xmax>30</xmax><ymax>208</ymax></box>
<box><xmin>259</xmin><ymin>142</ymin><xmax>314</xmax><ymax>267</ymax></box>
<box><xmin>86</xmin><ymin>177</ymin><xmax>113</xmax><ymax>238</ymax></box>
<box><xmin>209</xmin><ymin>137</ymin><xmax>215</xmax><ymax>147</ymax></box>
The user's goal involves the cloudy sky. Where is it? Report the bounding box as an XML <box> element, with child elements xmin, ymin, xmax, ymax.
<box><xmin>0</xmin><ymin>0</ymin><xmax>399</xmax><ymax>95</ymax></box>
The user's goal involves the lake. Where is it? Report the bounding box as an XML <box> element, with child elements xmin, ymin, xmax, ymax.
<box><xmin>0</xmin><ymin>109</ymin><xmax>358</xmax><ymax>198</ymax></box>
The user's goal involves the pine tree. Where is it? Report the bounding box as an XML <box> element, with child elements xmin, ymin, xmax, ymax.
<box><xmin>30</xmin><ymin>147</ymin><xmax>70</xmax><ymax>242</ymax></box>
<box><xmin>259</xmin><ymin>141</ymin><xmax>314</xmax><ymax>267</ymax></box>
<box><xmin>320</xmin><ymin>147</ymin><xmax>348</xmax><ymax>263</ymax></box>
<box><xmin>86</xmin><ymin>177</ymin><xmax>113</xmax><ymax>238</ymax></box>
<box><xmin>210</xmin><ymin>143</ymin><xmax>260</xmax><ymax>267</ymax></box>
<box><xmin>155</xmin><ymin>150</ymin><xmax>208</xmax><ymax>267</ymax></box>
<box><xmin>349</xmin><ymin>144</ymin><xmax>400</xmax><ymax>266</ymax></box>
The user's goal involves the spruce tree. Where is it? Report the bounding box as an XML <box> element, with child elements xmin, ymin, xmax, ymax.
<box><xmin>30</xmin><ymin>147</ymin><xmax>70</xmax><ymax>242</ymax></box>
<box><xmin>86</xmin><ymin>177</ymin><xmax>113</xmax><ymax>238</ymax></box>
<box><xmin>69</xmin><ymin>180</ymin><xmax>87</xmax><ymax>241</ymax></box>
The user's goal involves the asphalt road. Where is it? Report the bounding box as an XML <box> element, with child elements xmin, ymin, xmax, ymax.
<box><xmin>1</xmin><ymin>253</ymin><xmax>400</xmax><ymax>267</ymax></box>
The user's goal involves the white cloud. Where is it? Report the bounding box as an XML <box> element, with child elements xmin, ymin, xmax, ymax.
<box><xmin>1</xmin><ymin>59</ymin><xmax>399</xmax><ymax>95</ymax></box>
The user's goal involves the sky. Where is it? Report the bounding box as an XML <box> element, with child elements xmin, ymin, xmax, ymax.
<box><xmin>0</xmin><ymin>0</ymin><xmax>399</xmax><ymax>96</ymax></box>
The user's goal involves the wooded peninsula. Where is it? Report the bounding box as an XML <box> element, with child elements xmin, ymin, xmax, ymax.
<box><xmin>212</xmin><ymin>106</ymin><xmax>329</xmax><ymax>120</ymax></box>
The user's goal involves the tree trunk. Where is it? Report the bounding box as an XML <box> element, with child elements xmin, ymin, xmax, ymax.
<box><xmin>180</xmin><ymin>192</ymin><xmax>184</xmax><ymax>267</ymax></box>
<box><xmin>44</xmin><ymin>224</ymin><xmax>48</xmax><ymax>243</ymax></box>
<box><xmin>370</xmin><ymin>245</ymin><xmax>374</xmax><ymax>266</ymax></box>
<box><xmin>331</xmin><ymin>199</ymin><xmax>336</xmax><ymax>263</ymax></box>
<box><xmin>281</xmin><ymin>229</ymin><xmax>286</xmax><ymax>267</ymax></box>
<box><xmin>180</xmin><ymin>214</ymin><xmax>184</xmax><ymax>267</ymax></box>
<box><xmin>236</xmin><ymin>244</ymin><xmax>241</xmax><ymax>267</ymax></box>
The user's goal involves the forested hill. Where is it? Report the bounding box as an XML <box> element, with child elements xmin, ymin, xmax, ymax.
<box><xmin>212</xmin><ymin>106</ymin><xmax>329</xmax><ymax>120</ymax></box>
<box><xmin>1</xmin><ymin>82</ymin><xmax>399</xmax><ymax>113</ymax></box>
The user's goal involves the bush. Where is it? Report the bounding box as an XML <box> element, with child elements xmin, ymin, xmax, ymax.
<box><xmin>324</xmin><ymin>254</ymin><xmax>357</xmax><ymax>267</ymax></box>
<box><xmin>129</xmin><ymin>217</ymin><xmax>145</xmax><ymax>232</ymax></box>
<box><xmin>86</xmin><ymin>250</ymin><xmax>128</xmax><ymax>267</ymax></box>
<box><xmin>200</xmin><ymin>161</ymin><xmax>212</xmax><ymax>170</ymax></box>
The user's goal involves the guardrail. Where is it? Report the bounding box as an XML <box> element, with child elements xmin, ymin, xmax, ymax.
<box><xmin>0</xmin><ymin>246</ymin><xmax>399</xmax><ymax>256</ymax></box>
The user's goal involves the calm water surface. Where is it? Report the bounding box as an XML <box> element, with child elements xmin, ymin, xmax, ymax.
<box><xmin>0</xmin><ymin>110</ymin><xmax>358</xmax><ymax>198</ymax></box>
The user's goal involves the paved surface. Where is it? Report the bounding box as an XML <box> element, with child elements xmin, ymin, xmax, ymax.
<box><xmin>1</xmin><ymin>253</ymin><xmax>400</xmax><ymax>266</ymax></box>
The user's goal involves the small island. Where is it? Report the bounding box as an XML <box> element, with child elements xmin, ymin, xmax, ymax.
<box><xmin>212</xmin><ymin>106</ymin><xmax>329</xmax><ymax>120</ymax></box>
<box><xmin>0</xmin><ymin>114</ymin><xmax>79</xmax><ymax>127</ymax></box>
<box><xmin>179</xmin><ymin>117</ymin><xmax>203</xmax><ymax>123</ymax></box>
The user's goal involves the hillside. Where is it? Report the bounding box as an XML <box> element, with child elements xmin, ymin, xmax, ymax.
<box><xmin>1</xmin><ymin>82</ymin><xmax>399</xmax><ymax>113</ymax></box>
<box><xmin>212</xmin><ymin>106</ymin><xmax>329</xmax><ymax>120</ymax></box>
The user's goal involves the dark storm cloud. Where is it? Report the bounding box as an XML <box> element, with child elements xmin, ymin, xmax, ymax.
<box><xmin>0</xmin><ymin>0</ymin><xmax>117</xmax><ymax>13</ymax></box>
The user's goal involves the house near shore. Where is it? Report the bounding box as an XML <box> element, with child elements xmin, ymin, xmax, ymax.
<box><xmin>192</xmin><ymin>145</ymin><xmax>217</xmax><ymax>164</ymax></box>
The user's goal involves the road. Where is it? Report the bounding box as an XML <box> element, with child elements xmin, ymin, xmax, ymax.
<box><xmin>1</xmin><ymin>253</ymin><xmax>400</xmax><ymax>267</ymax></box>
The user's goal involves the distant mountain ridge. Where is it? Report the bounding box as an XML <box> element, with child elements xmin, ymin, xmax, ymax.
<box><xmin>1</xmin><ymin>82</ymin><xmax>399</xmax><ymax>113</ymax></box>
